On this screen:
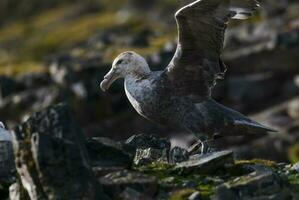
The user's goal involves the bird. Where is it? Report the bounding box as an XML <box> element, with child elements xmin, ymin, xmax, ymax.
<box><xmin>100</xmin><ymin>0</ymin><xmax>276</xmax><ymax>154</ymax></box>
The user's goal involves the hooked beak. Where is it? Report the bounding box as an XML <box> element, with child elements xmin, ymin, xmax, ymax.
<box><xmin>100</xmin><ymin>68</ymin><xmax>120</xmax><ymax>92</ymax></box>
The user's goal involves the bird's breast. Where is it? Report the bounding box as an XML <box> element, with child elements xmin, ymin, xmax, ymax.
<box><xmin>124</xmin><ymin>77</ymin><xmax>163</xmax><ymax>121</ymax></box>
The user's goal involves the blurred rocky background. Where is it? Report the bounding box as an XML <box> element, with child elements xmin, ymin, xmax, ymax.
<box><xmin>0</xmin><ymin>0</ymin><xmax>299</xmax><ymax>171</ymax></box>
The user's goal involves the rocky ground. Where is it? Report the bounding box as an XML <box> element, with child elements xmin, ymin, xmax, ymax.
<box><xmin>0</xmin><ymin>103</ymin><xmax>298</xmax><ymax>200</ymax></box>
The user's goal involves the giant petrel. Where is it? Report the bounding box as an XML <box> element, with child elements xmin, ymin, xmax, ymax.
<box><xmin>100</xmin><ymin>0</ymin><xmax>275</xmax><ymax>153</ymax></box>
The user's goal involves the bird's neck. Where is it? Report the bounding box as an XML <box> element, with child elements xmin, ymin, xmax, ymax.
<box><xmin>126</xmin><ymin>65</ymin><xmax>151</xmax><ymax>80</ymax></box>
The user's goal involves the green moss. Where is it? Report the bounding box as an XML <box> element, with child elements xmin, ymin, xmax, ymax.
<box><xmin>0</xmin><ymin>5</ymin><xmax>121</xmax><ymax>75</ymax></box>
<box><xmin>235</xmin><ymin>159</ymin><xmax>278</xmax><ymax>168</ymax></box>
<box><xmin>198</xmin><ymin>184</ymin><xmax>215</xmax><ymax>200</ymax></box>
<box><xmin>137</xmin><ymin>162</ymin><xmax>217</xmax><ymax>199</ymax></box>
<box><xmin>289</xmin><ymin>143</ymin><xmax>299</xmax><ymax>164</ymax></box>
<box><xmin>287</xmin><ymin>171</ymin><xmax>299</xmax><ymax>193</ymax></box>
<box><xmin>0</xmin><ymin>61</ymin><xmax>45</xmax><ymax>76</ymax></box>
<box><xmin>169</xmin><ymin>189</ymin><xmax>196</xmax><ymax>200</ymax></box>
<box><xmin>136</xmin><ymin>162</ymin><xmax>174</xmax><ymax>179</ymax></box>
<box><xmin>168</xmin><ymin>185</ymin><xmax>214</xmax><ymax>200</ymax></box>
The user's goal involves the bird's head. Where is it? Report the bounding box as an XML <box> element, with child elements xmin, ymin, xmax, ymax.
<box><xmin>100</xmin><ymin>51</ymin><xmax>150</xmax><ymax>92</ymax></box>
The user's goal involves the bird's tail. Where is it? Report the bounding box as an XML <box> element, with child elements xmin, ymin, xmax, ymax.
<box><xmin>205</xmin><ymin>100</ymin><xmax>277</xmax><ymax>136</ymax></box>
<box><xmin>233</xmin><ymin>119</ymin><xmax>277</xmax><ymax>135</ymax></box>
<box><xmin>229</xmin><ymin>0</ymin><xmax>260</xmax><ymax>20</ymax></box>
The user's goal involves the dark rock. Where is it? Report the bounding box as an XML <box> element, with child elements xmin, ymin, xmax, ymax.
<box><xmin>20</xmin><ymin>103</ymin><xmax>89</xmax><ymax>162</ymax></box>
<box><xmin>16</xmin><ymin>73</ymin><xmax>52</xmax><ymax>90</ymax></box>
<box><xmin>118</xmin><ymin>187</ymin><xmax>153</xmax><ymax>200</ymax></box>
<box><xmin>212</xmin><ymin>185</ymin><xmax>240</xmax><ymax>200</ymax></box>
<box><xmin>0</xmin><ymin>86</ymin><xmax>60</xmax><ymax>123</ymax></box>
<box><xmin>124</xmin><ymin>134</ymin><xmax>171</xmax><ymax>155</ymax></box>
<box><xmin>100</xmin><ymin>170</ymin><xmax>157</xmax><ymax>199</ymax></box>
<box><xmin>227</xmin><ymin>74</ymin><xmax>279</xmax><ymax>111</ymax></box>
<box><xmin>86</xmin><ymin>137</ymin><xmax>132</xmax><ymax>167</ymax></box>
<box><xmin>175</xmin><ymin>151</ymin><xmax>234</xmax><ymax>174</ymax></box>
<box><xmin>213</xmin><ymin>170</ymin><xmax>286</xmax><ymax>199</ymax></box>
<box><xmin>93</xmin><ymin>166</ymin><xmax>126</xmax><ymax>177</ymax></box>
<box><xmin>0</xmin><ymin>126</ymin><xmax>14</xmax><ymax>179</ymax></box>
<box><xmin>182</xmin><ymin>180</ymin><xmax>197</xmax><ymax>189</ymax></box>
<box><xmin>0</xmin><ymin>76</ymin><xmax>18</xmax><ymax>98</ymax></box>
<box><xmin>134</xmin><ymin>148</ymin><xmax>168</xmax><ymax>166</ymax></box>
<box><xmin>0</xmin><ymin>182</ymin><xmax>10</xmax><ymax>200</ymax></box>
<box><xmin>12</xmin><ymin>103</ymin><xmax>109</xmax><ymax>200</ymax></box>
<box><xmin>128</xmin><ymin>29</ymin><xmax>152</xmax><ymax>47</ymax></box>
<box><xmin>170</xmin><ymin>146</ymin><xmax>189</xmax><ymax>164</ymax></box>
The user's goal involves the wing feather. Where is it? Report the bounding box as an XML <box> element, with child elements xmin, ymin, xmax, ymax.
<box><xmin>166</xmin><ymin>0</ymin><xmax>259</xmax><ymax>98</ymax></box>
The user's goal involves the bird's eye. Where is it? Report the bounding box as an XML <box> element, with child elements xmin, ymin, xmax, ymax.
<box><xmin>116</xmin><ymin>59</ymin><xmax>124</xmax><ymax>65</ymax></box>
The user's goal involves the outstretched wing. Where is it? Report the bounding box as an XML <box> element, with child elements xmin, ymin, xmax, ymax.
<box><xmin>166</xmin><ymin>0</ymin><xmax>259</xmax><ymax>98</ymax></box>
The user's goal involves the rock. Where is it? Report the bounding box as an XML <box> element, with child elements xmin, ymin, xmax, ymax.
<box><xmin>291</xmin><ymin>162</ymin><xmax>299</xmax><ymax>173</ymax></box>
<box><xmin>124</xmin><ymin>134</ymin><xmax>171</xmax><ymax>156</ymax></box>
<box><xmin>93</xmin><ymin>166</ymin><xmax>126</xmax><ymax>177</ymax></box>
<box><xmin>100</xmin><ymin>170</ymin><xmax>157</xmax><ymax>199</ymax></box>
<box><xmin>225</xmin><ymin>73</ymin><xmax>282</xmax><ymax>112</ymax></box>
<box><xmin>188</xmin><ymin>191</ymin><xmax>201</xmax><ymax>200</ymax></box>
<box><xmin>0</xmin><ymin>86</ymin><xmax>60</xmax><ymax>123</ymax></box>
<box><xmin>127</xmin><ymin>29</ymin><xmax>151</xmax><ymax>47</ymax></box>
<box><xmin>9</xmin><ymin>180</ymin><xmax>30</xmax><ymax>200</ymax></box>
<box><xmin>287</xmin><ymin>99</ymin><xmax>299</xmax><ymax>119</ymax></box>
<box><xmin>48</xmin><ymin>55</ymin><xmax>75</xmax><ymax>85</ymax></box>
<box><xmin>182</xmin><ymin>180</ymin><xmax>197</xmax><ymax>189</ymax></box>
<box><xmin>0</xmin><ymin>125</ymin><xmax>14</xmax><ymax>178</ymax></box>
<box><xmin>9</xmin><ymin>183</ymin><xmax>20</xmax><ymax>200</ymax></box>
<box><xmin>12</xmin><ymin>103</ymin><xmax>109</xmax><ymax>200</ymax></box>
<box><xmin>170</xmin><ymin>146</ymin><xmax>189</xmax><ymax>163</ymax></box>
<box><xmin>134</xmin><ymin>148</ymin><xmax>168</xmax><ymax>166</ymax></box>
<box><xmin>118</xmin><ymin>187</ymin><xmax>153</xmax><ymax>200</ymax></box>
<box><xmin>21</xmin><ymin>103</ymin><xmax>89</xmax><ymax>160</ymax></box>
<box><xmin>213</xmin><ymin>170</ymin><xmax>285</xmax><ymax>199</ymax></box>
<box><xmin>16</xmin><ymin>73</ymin><xmax>52</xmax><ymax>90</ymax></box>
<box><xmin>0</xmin><ymin>76</ymin><xmax>18</xmax><ymax>98</ymax></box>
<box><xmin>175</xmin><ymin>151</ymin><xmax>234</xmax><ymax>174</ymax></box>
<box><xmin>86</xmin><ymin>137</ymin><xmax>132</xmax><ymax>167</ymax></box>
<box><xmin>212</xmin><ymin>185</ymin><xmax>241</xmax><ymax>200</ymax></box>
<box><xmin>161</xmin><ymin>177</ymin><xmax>175</xmax><ymax>184</ymax></box>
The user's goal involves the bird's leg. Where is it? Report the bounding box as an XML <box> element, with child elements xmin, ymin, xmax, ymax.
<box><xmin>187</xmin><ymin>140</ymin><xmax>203</xmax><ymax>156</ymax></box>
<box><xmin>202</xmin><ymin>139</ymin><xmax>219</xmax><ymax>153</ymax></box>
<box><xmin>201</xmin><ymin>140</ymin><xmax>210</xmax><ymax>155</ymax></box>
<box><xmin>188</xmin><ymin>135</ymin><xmax>220</xmax><ymax>155</ymax></box>
<box><xmin>188</xmin><ymin>140</ymin><xmax>212</xmax><ymax>155</ymax></box>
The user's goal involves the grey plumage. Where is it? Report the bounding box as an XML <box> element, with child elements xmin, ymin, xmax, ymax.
<box><xmin>101</xmin><ymin>0</ymin><xmax>275</xmax><ymax>151</ymax></box>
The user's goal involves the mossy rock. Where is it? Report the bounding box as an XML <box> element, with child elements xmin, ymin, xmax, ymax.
<box><xmin>289</xmin><ymin>143</ymin><xmax>299</xmax><ymax>164</ymax></box>
<box><xmin>168</xmin><ymin>189</ymin><xmax>197</xmax><ymax>200</ymax></box>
